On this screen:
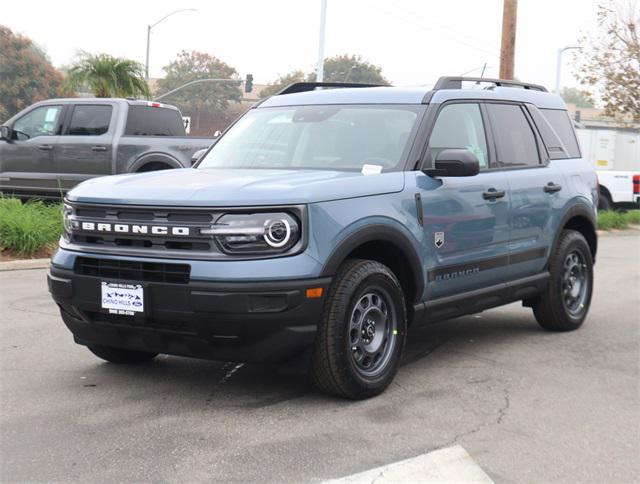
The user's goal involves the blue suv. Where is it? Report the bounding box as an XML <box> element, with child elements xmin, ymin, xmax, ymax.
<box><xmin>48</xmin><ymin>77</ymin><xmax>598</xmax><ymax>399</ymax></box>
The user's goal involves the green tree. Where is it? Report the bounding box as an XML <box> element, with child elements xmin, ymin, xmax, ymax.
<box><xmin>261</xmin><ymin>70</ymin><xmax>308</xmax><ymax>97</ymax></box>
<box><xmin>316</xmin><ymin>54</ymin><xmax>390</xmax><ymax>85</ymax></box>
<box><xmin>65</xmin><ymin>52</ymin><xmax>149</xmax><ymax>98</ymax></box>
<box><xmin>574</xmin><ymin>1</ymin><xmax>639</xmax><ymax>121</ymax></box>
<box><xmin>156</xmin><ymin>51</ymin><xmax>242</xmax><ymax>128</ymax></box>
<box><xmin>261</xmin><ymin>55</ymin><xmax>390</xmax><ymax>98</ymax></box>
<box><xmin>0</xmin><ymin>25</ymin><xmax>66</xmax><ymax>120</ymax></box>
<box><xmin>560</xmin><ymin>87</ymin><xmax>594</xmax><ymax>108</ymax></box>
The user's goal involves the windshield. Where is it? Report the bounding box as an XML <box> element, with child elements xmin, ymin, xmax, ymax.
<box><xmin>198</xmin><ymin>105</ymin><xmax>422</xmax><ymax>172</ymax></box>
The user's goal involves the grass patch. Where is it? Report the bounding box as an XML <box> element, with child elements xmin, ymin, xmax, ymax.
<box><xmin>0</xmin><ymin>197</ymin><xmax>63</xmax><ymax>257</ymax></box>
<box><xmin>597</xmin><ymin>210</ymin><xmax>640</xmax><ymax>231</ymax></box>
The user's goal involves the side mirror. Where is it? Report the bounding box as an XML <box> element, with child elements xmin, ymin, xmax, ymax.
<box><xmin>424</xmin><ymin>149</ymin><xmax>480</xmax><ymax>177</ymax></box>
<box><xmin>0</xmin><ymin>125</ymin><xmax>12</xmax><ymax>140</ymax></box>
<box><xmin>213</xmin><ymin>130</ymin><xmax>221</xmax><ymax>138</ymax></box>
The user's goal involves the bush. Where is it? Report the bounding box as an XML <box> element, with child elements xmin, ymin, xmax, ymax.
<box><xmin>597</xmin><ymin>211</ymin><xmax>628</xmax><ymax>230</ymax></box>
<box><xmin>0</xmin><ymin>197</ymin><xmax>63</xmax><ymax>256</ymax></box>
<box><xmin>625</xmin><ymin>210</ymin><xmax>640</xmax><ymax>225</ymax></box>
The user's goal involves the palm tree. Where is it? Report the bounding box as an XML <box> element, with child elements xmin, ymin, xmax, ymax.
<box><xmin>65</xmin><ymin>52</ymin><xmax>150</xmax><ymax>98</ymax></box>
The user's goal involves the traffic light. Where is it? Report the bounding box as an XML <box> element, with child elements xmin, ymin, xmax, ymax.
<box><xmin>245</xmin><ymin>74</ymin><xmax>253</xmax><ymax>93</ymax></box>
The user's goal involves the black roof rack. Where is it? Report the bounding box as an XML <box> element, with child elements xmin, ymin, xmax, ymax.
<box><xmin>433</xmin><ymin>76</ymin><xmax>548</xmax><ymax>92</ymax></box>
<box><xmin>277</xmin><ymin>82</ymin><xmax>385</xmax><ymax>95</ymax></box>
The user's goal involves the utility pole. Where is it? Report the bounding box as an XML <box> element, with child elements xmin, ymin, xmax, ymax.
<box><xmin>145</xmin><ymin>9</ymin><xmax>197</xmax><ymax>81</ymax></box>
<box><xmin>499</xmin><ymin>0</ymin><xmax>518</xmax><ymax>80</ymax></box>
<box><xmin>316</xmin><ymin>0</ymin><xmax>327</xmax><ymax>82</ymax></box>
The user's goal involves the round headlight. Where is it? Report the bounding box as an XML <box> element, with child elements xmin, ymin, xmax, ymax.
<box><xmin>264</xmin><ymin>219</ymin><xmax>291</xmax><ymax>248</ymax></box>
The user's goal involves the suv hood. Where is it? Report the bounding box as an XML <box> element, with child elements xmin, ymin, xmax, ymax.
<box><xmin>66</xmin><ymin>168</ymin><xmax>405</xmax><ymax>206</ymax></box>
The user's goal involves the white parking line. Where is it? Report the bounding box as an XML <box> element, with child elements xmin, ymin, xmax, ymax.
<box><xmin>324</xmin><ymin>445</ymin><xmax>494</xmax><ymax>484</ymax></box>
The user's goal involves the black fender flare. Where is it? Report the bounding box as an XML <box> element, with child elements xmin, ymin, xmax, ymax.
<box><xmin>552</xmin><ymin>201</ymin><xmax>598</xmax><ymax>262</ymax></box>
<box><xmin>128</xmin><ymin>153</ymin><xmax>183</xmax><ymax>173</ymax></box>
<box><xmin>320</xmin><ymin>224</ymin><xmax>425</xmax><ymax>303</ymax></box>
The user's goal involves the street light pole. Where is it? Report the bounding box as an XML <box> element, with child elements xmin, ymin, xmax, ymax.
<box><xmin>145</xmin><ymin>8</ymin><xmax>197</xmax><ymax>81</ymax></box>
<box><xmin>555</xmin><ymin>46</ymin><xmax>581</xmax><ymax>94</ymax></box>
<box><xmin>316</xmin><ymin>0</ymin><xmax>327</xmax><ymax>82</ymax></box>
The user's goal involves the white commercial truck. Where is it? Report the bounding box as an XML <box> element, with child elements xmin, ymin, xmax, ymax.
<box><xmin>576</xmin><ymin>128</ymin><xmax>640</xmax><ymax>210</ymax></box>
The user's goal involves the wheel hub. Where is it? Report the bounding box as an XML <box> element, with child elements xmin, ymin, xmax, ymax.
<box><xmin>348</xmin><ymin>290</ymin><xmax>398</xmax><ymax>377</ymax></box>
<box><xmin>562</xmin><ymin>250</ymin><xmax>588</xmax><ymax>315</ymax></box>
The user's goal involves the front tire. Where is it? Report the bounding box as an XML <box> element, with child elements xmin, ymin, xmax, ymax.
<box><xmin>311</xmin><ymin>259</ymin><xmax>407</xmax><ymax>399</ymax></box>
<box><xmin>88</xmin><ymin>345</ymin><xmax>158</xmax><ymax>364</ymax></box>
<box><xmin>533</xmin><ymin>230</ymin><xmax>593</xmax><ymax>331</ymax></box>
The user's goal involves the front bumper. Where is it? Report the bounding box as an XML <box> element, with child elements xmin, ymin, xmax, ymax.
<box><xmin>48</xmin><ymin>265</ymin><xmax>331</xmax><ymax>363</ymax></box>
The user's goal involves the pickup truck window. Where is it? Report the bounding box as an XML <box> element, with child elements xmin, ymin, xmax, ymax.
<box><xmin>67</xmin><ymin>105</ymin><xmax>112</xmax><ymax>136</ymax></box>
<box><xmin>124</xmin><ymin>106</ymin><xmax>186</xmax><ymax>136</ymax></box>
<box><xmin>13</xmin><ymin>105</ymin><xmax>62</xmax><ymax>139</ymax></box>
<box><xmin>198</xmin><ymin>105</ymin><xmax>421</xmax><ymax>172</ymax></box>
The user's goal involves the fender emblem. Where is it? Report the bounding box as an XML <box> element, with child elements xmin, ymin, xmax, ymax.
<box><xmin>434</xmin><ymin>231</ymin><xmax>445</xmax><ymax>248</ymax></box>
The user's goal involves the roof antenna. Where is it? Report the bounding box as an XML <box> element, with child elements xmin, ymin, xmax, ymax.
<box><xmin>480</xmin><ymin>62</ymin><xmax>487</xmax><ymax>78</ymax></box>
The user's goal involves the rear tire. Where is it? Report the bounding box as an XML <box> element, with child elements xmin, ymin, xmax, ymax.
<box><xmin>311</xmin><ymin>259</ymin><xmax>407</xmax><ymax>399</ymax></box>
<box><xmin>598</xmin><ymin>190</ymin><xmax>612</xmax><ymax>211</ymax></box>
<box><xmin>533</xmin><ymin>230</ymin><xmax>593</xmax><ymax>331</ymax></box>
<box><xmin>88</xmin><ymin>345</ymin><xmax>158</xmax><ymax>364</ymax></box>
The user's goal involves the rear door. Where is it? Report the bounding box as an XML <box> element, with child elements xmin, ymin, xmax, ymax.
<box><xmin>0</xmin><ymin>104</ymin><xmax>64</xmax><ymax>196</ymax></box>
<box><xmin>55</xmin><ymin>103</ymin><xmax>115</xmax><ymax>190</ymax></box>
<box><xmin>418</xmin><ymin>101</ymin><xmax>510</xmax><ymax>300</ymax></box>
<box><xmin>485</xmin><ymin>102</ymin><xmax>566</xmax><ymax>281</ymax></box>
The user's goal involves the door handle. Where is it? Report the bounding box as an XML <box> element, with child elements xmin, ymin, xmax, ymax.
<box><xmin>37</xmin><ymin>144</ymin><xmax>53</xmax><ymax>151</ymax></box>
<box><xmin>91</xmin><ymin>146</ymin><xmax>107</xmax><ymax>152</ymax></box>
<box><xmin>482</xmin><ymin>188</ymin><xmax>506</xmax><ymax>200</ymax></box>
<box><xmin>543</xmin><ymin>182</ymin><xmax>562</xmax><ymax>194</ymax></box>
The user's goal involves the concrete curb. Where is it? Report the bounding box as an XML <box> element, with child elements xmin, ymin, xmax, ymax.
<box><xmin>0</xmin><ymin>258</ymin><xmax>50</xmax><ymax>272</ymax></box>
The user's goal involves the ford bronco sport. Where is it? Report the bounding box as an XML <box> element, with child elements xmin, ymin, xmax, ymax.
<box><xmin>48</xmin><ymin>77</ymin><xmax>598</xmax><ymax>399</ymax></box>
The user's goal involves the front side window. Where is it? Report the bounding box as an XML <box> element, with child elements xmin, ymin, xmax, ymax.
<box><xmin>198</xmin><ymin>105</ymin><xmax>421</xmax><ymax>172</ymax></box>
<box><xmin>13</xmin><ymin>105</ymin><xmax>62</xmax><ymax>139</ymax></box>
<box><xmin>488</xmin><ymin>104</ymin><xmax>540</xmax><ymax>167</ymax></box>
<box><xmin>67</xmin><ymin>105</ymin><xmax>112</xmax><ymax>136</ymax></box>
<box><xmin>426</xmin><ymin>103</ymin><xmax>489</xmax><ymax>168</ymax></box>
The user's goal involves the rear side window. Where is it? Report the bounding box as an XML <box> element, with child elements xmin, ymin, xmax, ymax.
<box><xmin>487</xmin><ymin>103</ymin><xmax>540</xmax><ymax>167</ymax></box>
<box><xmin>67</xmin><ymin>105</ymin><xmax>112</xmax><ymax>136</ymax></box>
<box><xmin>540</xmin><ymin>109</ymin><xmax>581</xmax><ymax>158</ymax></box>
<box><xmin>125</xmin><ymin>106</ymin><xmax>186</xmax><ymax>136</ymax></box>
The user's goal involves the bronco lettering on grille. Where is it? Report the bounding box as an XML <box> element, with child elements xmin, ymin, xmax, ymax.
<box><xmin>78</xmin><ymin>222</ymin><xmax>190</xmax><ymax>236</ymax></box>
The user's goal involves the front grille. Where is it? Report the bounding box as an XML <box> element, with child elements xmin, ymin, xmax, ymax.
<box><xmin>75</xmin><ymin>257</ymin><xmax>190</xmax><ymax>284</ymax></box>
<box><xmin>67</xmin><ymin>203</ymin><xmax>221</xmax><ymax>257</ymax></box>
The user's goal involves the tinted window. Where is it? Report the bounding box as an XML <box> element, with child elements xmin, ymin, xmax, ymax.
<box><xmin>125</xmin><ymin>106</ymin><xmax>185</xmax><ymax>136</ymax></box>
<box><xmin>67</xmin><ymin>105</ymin><xmax>112</xmax><ymax>135</ymax></box>
<box><xmin>526</xmin><ymin>106</ymin><xmax>568</xmax><ymax>160</ymax></box>
<box><xmin>13</xmin><ymin>105</ymin><xmax>62</xmax><ymax>139</ymax></box>
<box><xmin>541</xmin><ymin>109</ymin><xmax>581</xmax><ymax>158</ymax></box>
<box><xmin>488</xmin><ymin>104</ymin><xmax>540</xmax><ymax>167</ymax></box>
<box><xmin>427</xmin><ymin>103</ymin><xmax>489</xmax><ymax>168</ymax></box>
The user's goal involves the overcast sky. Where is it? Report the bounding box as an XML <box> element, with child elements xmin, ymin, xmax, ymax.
<box><xmin>5</xmin><ymin>0</ymin><xmax>600</xmax><ymax>90</ymax></box>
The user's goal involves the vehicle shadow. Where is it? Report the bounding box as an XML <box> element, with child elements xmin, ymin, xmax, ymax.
<box><xmin>88</xmin><ymin>305</ymin><xmax>545</xmax><ymax>407</ymax></box>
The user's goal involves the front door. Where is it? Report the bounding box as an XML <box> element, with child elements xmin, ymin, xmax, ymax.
<box><xmin>0</xmin><ymin>104</ymin><xmax>64</xmax><ymax>196</ymax></box>
<box><xmin>418</xmin><ymin>102</ymin><xmax>510</xmax><ymax>300</ymax></box>
<box><xmin>55</xmin><ymin>104</ymin><xmax>114</xmax><ymax>191</ymax></box>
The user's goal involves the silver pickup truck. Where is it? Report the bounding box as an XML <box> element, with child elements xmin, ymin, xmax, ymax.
<box><xmin>0</xmin><ymin>98</ymin><xmax>214</xmax><ymax>199</ymax></box>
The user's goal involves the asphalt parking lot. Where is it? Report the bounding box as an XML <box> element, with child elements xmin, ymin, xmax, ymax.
<box><xmin>1</xmin><ymin>232</ymin><xmax>638</xmax><ymax>483</ymax></box>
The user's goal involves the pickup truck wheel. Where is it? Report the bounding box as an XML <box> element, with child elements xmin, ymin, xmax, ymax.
<box><xmin>88</xmin><ymin>344</ymin><xmax>158</xmax><ymax>364</ymax></box>
<box><xmin>598</xmin><ymin>190</ymin><xmax>612</xmax><ymax>211</ymax></box>
<box><xmin>137</xmin><ymin>162</ymin><xmax>172</xmax><ymax>172</ymax></box>
<box><xmin>311</xmin><ymin>259</ymin><xmax>407</xmax><ymax>399</ymax></box>
<box><xmin>533</xmin><ymin>230</ymin><xmax>593</xmax><ymax>332</ymax></box>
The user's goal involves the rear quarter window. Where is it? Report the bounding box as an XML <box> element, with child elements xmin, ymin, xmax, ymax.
<box><xmin>540</xmin><ymin>109</ymin><xmax>581</xmax><ymax>158</ymax></box>
<box><xmin>124</xmin><ymin>106</ymin><xmax>186</xmax><ymax>136</ymax></box>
